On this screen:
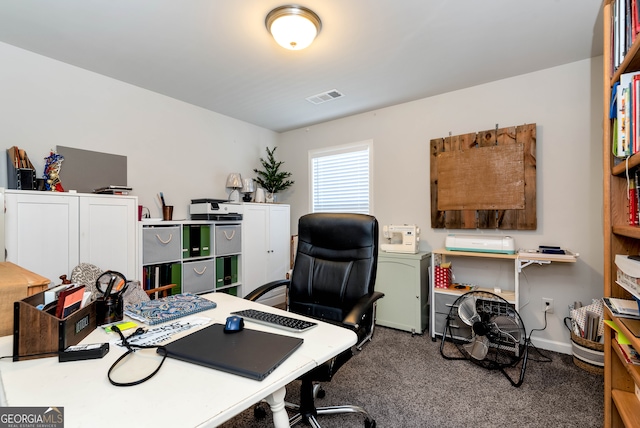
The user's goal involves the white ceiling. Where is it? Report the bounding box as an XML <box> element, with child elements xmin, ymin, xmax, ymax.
<box><xmin>0</xmin><ymin>0</ymin><xmax>604</xmax><ymax>133</ymax></box>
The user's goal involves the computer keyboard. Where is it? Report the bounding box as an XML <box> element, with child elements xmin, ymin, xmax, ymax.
<box><xmin>231</xmin><ymin>309</ymin><xmax>318</xmax><ymax>333</ymax></box>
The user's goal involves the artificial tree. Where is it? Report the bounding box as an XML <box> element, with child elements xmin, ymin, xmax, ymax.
<box><xmin>253</xmin><ymin>147</ymin><xmax>294</xmax><ymax>199</ymax></box>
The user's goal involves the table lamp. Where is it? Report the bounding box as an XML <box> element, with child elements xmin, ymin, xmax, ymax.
<box><xmin>226</xmin><ymin>173</ymin><xmax>243</xmax><ymax>202</ymax></box>
<box><xmin>241</xmin><ymin>178</ymin><xmax>255</xmax><ymax>202</ymax></box>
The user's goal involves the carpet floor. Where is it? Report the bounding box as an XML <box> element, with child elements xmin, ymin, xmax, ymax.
<box><xmin>219</xmin><ymin>326</ymin><xmax>603</xmax><ymax>427</ymax></box>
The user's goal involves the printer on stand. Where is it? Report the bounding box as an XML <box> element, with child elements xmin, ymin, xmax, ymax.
<box><xmin>189</xmin><ymin>199</ymin><xmax>243</xmax><ymax>220</ymax></box>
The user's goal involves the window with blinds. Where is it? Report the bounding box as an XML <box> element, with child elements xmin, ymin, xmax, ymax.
<box><xmin>309</xmin><ymin>141</ymin><xmax>372</xmax><ymax>214</ymax></box>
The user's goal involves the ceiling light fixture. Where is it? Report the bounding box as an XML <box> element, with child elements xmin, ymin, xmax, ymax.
<box><xmin>266</xmin><ymin>5</ymin><xmax>322</xmax><ymax>51</ymax></box>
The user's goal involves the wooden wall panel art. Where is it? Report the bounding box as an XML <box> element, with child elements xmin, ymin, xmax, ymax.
<box><xmin>430</xmin><ymin>123</ymin><xmax>536</xmax><ymax>230</ymax></box>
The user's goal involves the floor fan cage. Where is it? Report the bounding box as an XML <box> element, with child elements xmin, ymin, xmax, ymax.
<box><xmin>439</xmin><ymin>290</ymin><xmax>529</xmax><ymax>387</ymax></box>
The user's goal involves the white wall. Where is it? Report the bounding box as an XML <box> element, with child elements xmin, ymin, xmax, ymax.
<box><xmin>0</xmin><ymin>42</ymin><xmax>278</xmax><ymax>220</ymax></box>
<box><xmin>277</xmin><ymin>57</ymin><xmax>604</xmax><ymax>354</ymax></box>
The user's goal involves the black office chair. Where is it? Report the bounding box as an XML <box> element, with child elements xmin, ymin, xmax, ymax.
<box><xmin>246</xmin><ymin>212</ymin><xmax>383</xmax><ymax>428</ymax></box>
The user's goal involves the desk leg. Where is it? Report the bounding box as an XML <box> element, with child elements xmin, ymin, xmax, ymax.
<box><xmin>265</xmin><ymin>386</ymin><xmax>289</xmax><ymax>428</ymax></box>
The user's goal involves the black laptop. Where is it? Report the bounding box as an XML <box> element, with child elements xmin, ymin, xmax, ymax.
<box><xmin>158</xmin><ymin>324</ymin><xmax>304</xmax><ymax>381</ymax></box>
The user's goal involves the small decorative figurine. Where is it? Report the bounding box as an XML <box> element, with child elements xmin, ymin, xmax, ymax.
<box><xmin>43</xmin><ymin>150</ymin><xmax>64</xmax><ymax>192</ymax></box>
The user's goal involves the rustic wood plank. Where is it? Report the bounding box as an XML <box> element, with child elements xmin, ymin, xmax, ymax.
<box><xmin>443</xmin><ymin>136</ymin><xmax>461</xmax><ymax>229</ymax></box>
<box><xmin>430</xmin><ymin>138</ymin><xmax>445</xmax><ymax>228</ymax></box>
<box><xmin>496</xmin><ymin>126</ymin><xmax>518</xmax><ymax>229</ymax></box>
<box><xmin>476</xmin><ymin>128</ymin><xmax>497</xmax><ymax>228</ymax></box>
<box><xmin>516</xmin><ymin>124</ymin><xmax>537</xmax><ymax>229</ymax></box>
<box><xmin>458</xmin><ymin>133</ymin><xmax>478</xmax><ymax>229</ymax></box>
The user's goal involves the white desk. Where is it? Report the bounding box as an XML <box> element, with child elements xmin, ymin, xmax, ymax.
<box><xmin>0</xmin><ymin>293</ymin><xmax>357</xmax><ymax>428</ymax></box>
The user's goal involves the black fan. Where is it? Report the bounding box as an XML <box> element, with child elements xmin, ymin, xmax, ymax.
<box><xmin>439</xmin><ymin>290</ymin><xmax>529</xmax><ymax>387</ymax></box>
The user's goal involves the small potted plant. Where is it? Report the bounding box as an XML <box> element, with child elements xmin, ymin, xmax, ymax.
<box><xmin>253</xmin><ymin>146</ymin><xmax>294</xmax><ymax>202</ymax></box>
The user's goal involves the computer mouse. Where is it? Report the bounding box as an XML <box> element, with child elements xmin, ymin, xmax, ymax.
<box><xmin>224</xmin><ymin>315</ymin><xmax>244</xmax><ymax>333</ymax></box>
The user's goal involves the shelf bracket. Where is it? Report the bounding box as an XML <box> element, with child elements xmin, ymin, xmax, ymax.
<box><xmin>517</xmin><ymin>259</ymin><xmax>551</xmax><ymax>273</ymax></box>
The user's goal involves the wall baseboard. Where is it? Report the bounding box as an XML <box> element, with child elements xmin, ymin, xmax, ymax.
<box><xmin>529</xmin><ymin>336</ymin><xmax>572</xmax><ymax>355</ymax></box>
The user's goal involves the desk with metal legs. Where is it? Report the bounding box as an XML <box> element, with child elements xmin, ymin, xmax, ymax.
<box><xmin>0</xmin><ymin>293</ymin><xmax>356</xmax><ymax>428</ymax></box>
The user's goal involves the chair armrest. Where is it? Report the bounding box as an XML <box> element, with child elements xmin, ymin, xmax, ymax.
<box><xmin>343</xmin><ymin>291</ymin><xmax>384</xmax><ymax>329</ymax></box>
<box><xmin>244</xmin><ymin>279</ymin><xmax>290</xmax><ymax>301</ymax></box>
<box><xmin>145</xmin><ymin>283</ymin><xmax>177</xmax><ymax>299</ymax></box>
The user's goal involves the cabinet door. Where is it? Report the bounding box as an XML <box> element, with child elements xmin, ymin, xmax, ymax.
<box><xmin>242</xmin><ymin>204</ymin><xmax>269</xmax><ymax>296</ymax></box>
<box><xmin>376</xmin><ymin>258</ymin><xmax>420</xmax><ymax>333</ymax></box>
<box><xmin>79</xmin><ymin>196</ymin><xmax>138</xmax><ymax>281</ymax></box>
<box><xmin>266</xmin><ymin>205</ymin><xmax>290</xmax><ymax>282</ymax></box>
<box><xmin>5</xmin><ymin>192</ymin><xmax>79</xmax><ymax>285</ymax></box>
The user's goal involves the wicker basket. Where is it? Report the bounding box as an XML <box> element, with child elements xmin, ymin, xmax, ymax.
<box><xmin>570</xmin><ymin>331</ymin><xmax>604</xmax><ymax>375</ymax></box>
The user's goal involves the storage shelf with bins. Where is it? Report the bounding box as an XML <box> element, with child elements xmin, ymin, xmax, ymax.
<box><xmin>603</xmin><ymin>1</ymin><xmax>640</xmax><ymax>426</ymax></box>
<box><xmin>430</xmin><ymin>249</ymin><xmax>518</xmax><ymax>341</ymax></box>
<box><xmin>140</xmin><ymin>220</ymin><xmax>241</xmax><ymax>297</ymax></box>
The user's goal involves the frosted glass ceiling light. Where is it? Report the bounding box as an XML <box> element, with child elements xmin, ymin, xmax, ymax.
<box><xmin>266</xmin><ymin>5</ymin><xmax>321</xmax><ymax>51</ymax></box>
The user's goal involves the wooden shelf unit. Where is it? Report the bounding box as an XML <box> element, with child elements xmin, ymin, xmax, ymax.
<box><xmin>429</xmin><ymin>248</ymin><xmax>575</xmax><ymax>340</ymax></box>
<box><xmin>603</xmin><ymin>1</ymin><xmax>640</xmax><ymax>426</ymax></box>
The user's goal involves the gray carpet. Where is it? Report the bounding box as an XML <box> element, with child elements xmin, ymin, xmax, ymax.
<box><xmin>219</xmin><ymin>326</ymin><xmax>603</xmax><ymax>427</ymax></box>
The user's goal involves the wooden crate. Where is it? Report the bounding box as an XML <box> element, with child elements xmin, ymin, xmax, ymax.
<box><xmin>13</xmin><ymin>291</ymin><xmax>97</xmax><ymax>361</ymax></box>
<box><xmin>0</xmin><ymin>262</ymin><xmax>50</xmax><ymax>336</ymax></box>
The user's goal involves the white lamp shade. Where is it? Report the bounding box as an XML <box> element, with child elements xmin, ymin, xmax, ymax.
<box><xmin>242</xmin><ymin>178</ymin><xmax>255</xmax><ymax>193</ymax></box>
<box><xmin>226</xmin><ymin>173</ymin><xmax>243</xmax><ymax>189</ymax></box>
<box><xmin>266</xmin><ymin>5</ymin><xmax>321</xmax><ymax>51</ymax></box>
<box><xmin>270</xmin><ymin>15</ymin><xmax>318</xmax><ymax>50</ymax></box>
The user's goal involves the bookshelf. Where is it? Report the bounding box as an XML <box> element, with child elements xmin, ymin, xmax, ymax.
<box><xmin>603</xmin><ymin>1</ymin><xmax>640</xmax><ymax>426</ymax></box>
<box><xmin>140</xmin><ymin>220</ymin><xmax>242</xmax><ymax>297</ymax></box>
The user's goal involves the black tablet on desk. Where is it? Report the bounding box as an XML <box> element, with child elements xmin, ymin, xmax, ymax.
<box><xmin>159</xmin><ymin>324</ymin><xmax>303</xmax><ymax>381</ymax></box>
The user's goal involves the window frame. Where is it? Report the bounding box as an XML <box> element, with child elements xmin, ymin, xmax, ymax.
<box><xmin>308</xmin><ymin>140</ymin><xmax>373</xmax><ymax>214</ymax></box>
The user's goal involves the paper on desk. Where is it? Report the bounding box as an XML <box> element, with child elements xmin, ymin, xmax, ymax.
<box><xmin>116</xmin><ymin>318</ymin><xmax>211</xmax><ymax>347</ymax></box>
<box><xmin>605</xmin><ymin>319</ymin><xmax>631</xmax><ymax>344</ymax></box>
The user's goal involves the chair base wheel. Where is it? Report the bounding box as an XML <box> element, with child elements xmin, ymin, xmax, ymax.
<box><xmin>365</xmin><ymin>419</ymin><xmax>376</xmax><ymax>428</ymax></box>
<box><xmin>253</xmin><ymin>404</ymin><xmax>267</xmax><ymax>419</ymax></box>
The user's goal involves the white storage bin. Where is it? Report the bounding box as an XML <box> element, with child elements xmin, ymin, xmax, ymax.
<box><xmin>215</xmin><ymin>224</ymin><xmax>241</xmax><ymax>255</ymax></box>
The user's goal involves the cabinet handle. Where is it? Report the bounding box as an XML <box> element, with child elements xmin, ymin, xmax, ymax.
<box><xmin>193</xmin><ymin>266</ymin><xmax>207</xmax><ymax>275</ymax></box>
<box><xmin>156</xmin><ymin>233</ymin><xmax>173</xmax><ymax>244</ymax></box>
<box><xmin>223</xmin><ymin>230</ymin><xmax>236</xmax><ymax>240</ymax></box>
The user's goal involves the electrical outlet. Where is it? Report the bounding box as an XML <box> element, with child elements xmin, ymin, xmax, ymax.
<box><xmin>542</xmin><ymin>298</ymin><xmax>554</xmax><ymax>314</ymax></box>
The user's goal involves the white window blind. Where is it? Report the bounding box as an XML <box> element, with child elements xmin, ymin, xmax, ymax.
<box><xmin>309</xmin><ymin>141</ymin><xmax>371</xmax><ymax>214</ymax></box>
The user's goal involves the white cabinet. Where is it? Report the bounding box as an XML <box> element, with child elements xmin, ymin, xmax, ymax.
<box><xmin>79</xmin><ymin>195</ymin><xmax>138</xmax><ymax>281</ymax></box>
<box><xmin>241</xmin><ymin>203</ymin><xmax>290</xmax><ymax>306</ymax></box>
<box><xmin>4</xmin><ymin>190</ymin><xmax>138</xmax><ymax>285</ymax></box>
<box><xmin>375</xmin><ymin>251</ymin><xmax>430</xmax><ymax>335</ymax></box>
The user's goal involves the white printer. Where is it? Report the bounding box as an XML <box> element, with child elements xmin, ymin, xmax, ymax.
<box><xmin>189</xmin><ymin>199</ymin><xmax>243</xmax><ymax>220</ymax></box>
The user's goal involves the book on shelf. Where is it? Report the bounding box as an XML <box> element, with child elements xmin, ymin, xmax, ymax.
<box><xmin>517</xmin><ymin>249</ymin><xmax>578</xmax><ymax>261</ymax></box>
<box><xmin>93</xmin><ymin>185</ymin><xmax>132</xmax><ymax>195</ymax></box>
<box><xmin>611</xmin><ymin>0</ymin><xmax>640</xmax><ymax>71</ymax></box>
<box><xmin>618</xmin><ymin>342</ymin><xmax>640</xmax><ymax>365</ymax></box>
<box><xmin>610</xmin><ymin>297</ymin><xmax>640</xmax><ymax>316</ymax></box>
<box><xmin>124</xmin><ymin>293</ymin><xmax>217</xmax><ymax>325</ymax></box>
<box><xmin>604</xmin><ymin>297</ymin><xmax>640</xmax><ymax>320</ymax></box>
<box><xmin>143</xmin><ymin>263</ymin><xmax>181</xmax><ymax>297</ymax></box>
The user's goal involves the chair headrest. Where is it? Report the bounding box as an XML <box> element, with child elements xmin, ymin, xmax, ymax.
<box><xmin>298</xmin><ymin>213</ymin><xmax>378</xmax><ymax>251</ymax></box>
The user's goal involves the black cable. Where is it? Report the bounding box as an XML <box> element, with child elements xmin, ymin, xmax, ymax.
<box><xmin>526</xmin><ymin>308</ymin><xmax>552</xmax><ymax>363</ymax></box>
<box><xmin>107</xmin><ymin>325</ymin><xmax>167</xmax><ymax>387</ymax></box>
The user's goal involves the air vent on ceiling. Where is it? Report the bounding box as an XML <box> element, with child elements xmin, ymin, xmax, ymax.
<box><xmin>306</xmin><ymin>89</ymin><xmax>344</xmax><ymax>105</ymax></box>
